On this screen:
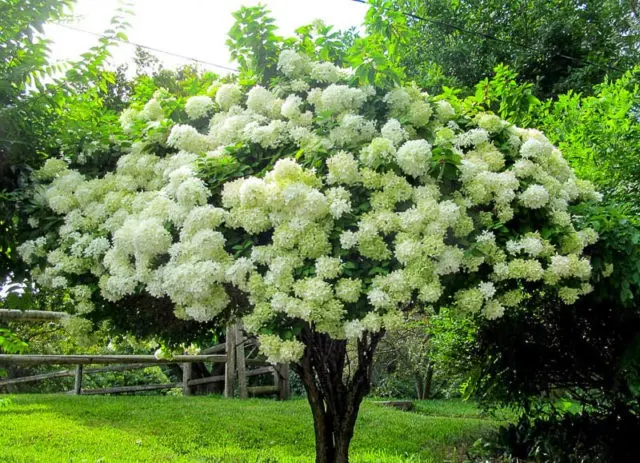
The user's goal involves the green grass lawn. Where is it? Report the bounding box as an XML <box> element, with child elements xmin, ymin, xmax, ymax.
<box><xmin>0</xmin><ymin>395</ymin><xmax>500</xmax><ymax>462</ymax></box>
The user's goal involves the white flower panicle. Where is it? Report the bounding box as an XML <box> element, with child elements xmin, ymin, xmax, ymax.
<box><xmin>185</xmin><ymin>95</ymin><xmax>214</xmax><ymax>119</ymax></box>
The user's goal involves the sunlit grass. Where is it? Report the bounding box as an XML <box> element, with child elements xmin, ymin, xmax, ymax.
<box><xmin>0</xmin><ymin>395</ymin><xmax>500</xmax><ymax>462</ymax></box>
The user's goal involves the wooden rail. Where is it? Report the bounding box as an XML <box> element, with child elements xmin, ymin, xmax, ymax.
<box><xmin>0</xmin><ymin>354</ymin><xmax>228</xmax><ymax>365</ymax></box>
<box><xmin>0</xmin><ymin>363</ymin><xmax>159</xmax><ymax>387</ymax></box>
<box><xmin>0</xmin><ymin>321</ymin><xmax>290</xmax><ymax>399</ymax></box>
<box><xmin>0</xmin><ymin>309</ymin><xmax>69</xmax><ymax>321</ymax></box>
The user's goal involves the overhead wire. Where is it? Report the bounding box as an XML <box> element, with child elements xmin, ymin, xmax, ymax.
<box><xmin>51</xmin><ymin>22</ymin><xmax>239</xmax><ymax>73</ymax></box>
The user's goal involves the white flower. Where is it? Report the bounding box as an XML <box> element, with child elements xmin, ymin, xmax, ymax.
<box><xmin>476</xmin><ymin>113</ymin><xmax>505</xmax><ymax>133</ymax></box>
<box><xmin>84</xmin><ymin>237</ymin><xmax>111</xmax><ymax>258</ymax></box>
<box><xmin>258</xmin><ymin>335</ymin><xmax>305</xmax><ymax>363</ymax></box>
<box><xmin>396</xmin><ymin>140</ymin><xmax>432</xmax><ymax>177</ymax></box>
<box><xmin>454</xmin><ymin>128</ymin><xmax>489</xmax><ymax>148</ymax></box>
<box><xmin>335</xmin><ymin>278</ymin><xmax>362</xmax><ymax>303</ymax></box>
<box><xmin>520</xmin><ymin>139</ymin><xmax>552</xmax><ymax>159</ymax></box>
<box><xmin>141</xmin><ymin>98</ymin><xmax>163</xmax><ymax>121</ymax></box>
<box><xmin>318</xmin><ymin>84</ymin><xmax>368</xmax><ymax>114</ymax></box>
<box><xmin>215</xmin><ymin>83</ymin><xmax>243</xmax><ymax>110</ymax></box>
<box><xmin>384</xmin><ymin>88</ymin><xmax>411</xmax><ymax>113</ymax></box>
<box><xmin>326</xmin><ymin>187</ymin><xmax>352</xmax><ymax>219</ymax></box>
<box><xmin>36</xmin><ymin>158</ymin><xmax>68</xmax><ymax>180</ymax></box>
<box><xmin>339</xmin><ymin>231</ymin><xmax>358</xmax><ymax>250</ymax></box>
<box><xmin>315</xmin><ymin>256</ymin><xmax>342</xmax><ymax>280</ymax></box>
<box><xmin>329</xmin><ymin>115</ymin><xmax>376</xmax><ymax>147</ymax></box>
<box><xmin>281</xmin><ymin>94</ymin><xmax>304</xmax><ymax>120</ymax></box>
<box><xmin>167</xmin><ymin>125</ymin><xmax>211</xmax><ymax>153</ymax></box>
<box><xmin>380</xmin><ymin>119</ymin><xmax>406</xmax><ymax>146</ymax></box>
<box><xmin>435</xmin><ymin>100</ymin><xmax>455</xmax><ymax>122</ymax></box>
<box><xmin>310</xmin><ymin>61</ymin><xmax>347</xmax><ymax>83</ymax></box>
<box><xmin>185</xmin><ymin>96</ymin><xmax>214</xmax><ymax>119</ymax></box>
<box><xmin>483</xmin><ymin>300</ymin><xmax>505</xmax><ymax>320</ymax></box>
<box><xmin>277</xmin><ymin>50</ymin><xmax>311</xmax><ymax>78</ymax></box>
<box><xmin>344</xmin><ymin>319</ymin><xmax>365</xmax><ymax>340</ymax></box>
<box><xmin>246</xmin><ymin>85</ymin><xmax>279</xmax><ymax>117</ymax></box>
<box><xmin>326</xmin><ymin>151</ymin><xmax>360</xmax><ymax>185</ymax></box>
<box><xmin>367</xmin><ymin>288</ymin><xmax>391</xmax><ymax>309</ymax></box>
<box><xmin>520</xmin><ymin>184</ymin><xmax>549</xmax><ymax>209</ymax></box>
<box><xmin>478</xmin><ymin>281</ymin><xmax>496</xmax><ymax>300</ymax></box>
<box><xmin>359</xmin><ymin>137</ymin><xmax>396</xmax><ymax>168</ymax></box>
<box><xmin>435</xmin><ymin>246</ymin><xmax>464</xmax><ymax>275</ymax></box>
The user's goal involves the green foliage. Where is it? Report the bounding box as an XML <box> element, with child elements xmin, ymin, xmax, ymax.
<box><xmin>0</xmin><ymin>328</ymin><xmax>28</xmax><ymax>355</ymax></box>
<box><xmin>372</xmin><ymin>318</ymin><xmax>432</xmax><ymax>399</ymax></box>
<box><xmin>455</xmin><ymin>65</ymin><xmax>640</xmax><ymax>211</ymax></box>
<box><xmin>0</xmin><ymin>0</ymin><xmax>132</xmax><ymax>278</ymax></box>
<box><xmin>461</xmin><ymin>202</ymin><xmax>640</xmax><ymax>461</ymax></box>
<box><xmin>540</xmin><ymin>70</ymin><xmax>640</xmax><ymax>208</ymax></box>
<box><xmin>227</xmin><ymin>5</ymin><xmax>284</xmax><ymax>85</ymax></box>
<box><xmin>0</xmin><ymin>395</ymin><xmax>499</xmax><ymax>462</ymax></box>
<box><xmin>225</xmin><ymin>3</ymin><xmax>406</xmax><ymax>90</ymax></box>
<box><xmin>293</xmin><ymin>21</ymin><xmax>357</xmax><ymax>66</ymax></box>
<box><xmin>346</xmin><ymin>0</ymin><xmax>407</xmax><ymax>88</ymax></box>
<box><xmin>370</xmin><ymin>0</ymin><xmax>640</xmax><ymax>99</ymax></box>
<box><xmin>0</xmin><ymin>0</ymin><xmax>70</xmax><ymax>276</ymax></box>
<box><xmin>466</xmin><ymin>64</ymin><xmax>545</xmax><ymax>128</ymax></box>
<box><xmin>427</xmin><ymin>308</ymin><xmax>477</xmax><ymax>398</ymax></box>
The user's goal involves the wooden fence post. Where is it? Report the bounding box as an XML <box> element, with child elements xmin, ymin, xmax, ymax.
<box><xmin>278</xmin><ymin>363</ymin><xmax>290</xmax><ymax>401</ymax></box>
<box><xmin>235</xmin><ymin>323</ymin><xmax>247</xmax><ymax>399</ymax></box>
<box><xmin>182</xmin><ymin>363</ymin><xmax>192</xmax><ymax>396</ymax></box>
<box><xmin>73</xmin><ymin>365</ymin><xmax>83</xmax><ymax>395</ymax></box>
<box><xmin>273</xmin><ymin>363</ymin><xmax>280</xmax><ymax>392</ymax></box>
<box><xmin>224</xmin><ymin>323</ymin><xmax>236</xmax><ymax>398</ymax></box>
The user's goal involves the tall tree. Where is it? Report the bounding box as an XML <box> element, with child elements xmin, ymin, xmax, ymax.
<box><xmin>21</xmin><ymin>51</ymin><xmax>604</xmax><ymax>463</ymax></box>
<box><xmin>366</xmin><ymin>0</ymin><xmax>640</xmax><ymax>98</ymax></box>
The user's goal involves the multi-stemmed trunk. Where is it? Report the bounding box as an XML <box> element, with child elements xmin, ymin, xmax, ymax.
<box><xmin>292</xmin><ymin>327</ymin><xmax>383</xmax><ymax>463</ymax></box>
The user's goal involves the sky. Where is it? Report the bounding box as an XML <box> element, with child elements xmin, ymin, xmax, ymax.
<box><xmin>44</xmin><ymin>0</ymin><xmax>370</xmax><ymax>75</ymax></box>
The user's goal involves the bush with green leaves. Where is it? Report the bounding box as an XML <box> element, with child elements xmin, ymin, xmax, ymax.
<box><xmin>460</xmin><ymin>203</ymin><xmax>640</xmax><ymax>462</ymax></box>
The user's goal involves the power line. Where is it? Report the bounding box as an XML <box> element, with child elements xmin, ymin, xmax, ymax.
<box><xmin>354</xmin><ymin>0</ymin><xmax>623</xmax><ymax>73</ymax></box>
<box><xmin>51</xmin><ymin>23</ymin><xmax>239</xmax><ymax>74</ymax></box>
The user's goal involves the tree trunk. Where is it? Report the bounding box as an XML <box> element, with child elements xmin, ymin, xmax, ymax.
<box><xmin>293</xmin><ymin>328</ymin><xmax>383</xmax><ymax>463</ymax></box>
<box><xmin>423</xmin><ymin>363</ymin><xmax>434</xmax><ymax>399</ymax></box>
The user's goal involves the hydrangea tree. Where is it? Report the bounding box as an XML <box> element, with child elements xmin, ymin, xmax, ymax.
<box><xmin>20</xmin><ymin>48</ymin><xmax>602</xmax><ymax>461</ymax></box>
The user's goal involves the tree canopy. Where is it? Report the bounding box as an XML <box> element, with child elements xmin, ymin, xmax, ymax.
<box><xmin>20</xmin><ymin>37</ymin><xmax>604</xmax><ymax>460</ymax></box>
<box><xmin>367</xmin><ymin>0</ymin><xmax>640</xmax><ymax>98</ymax></box>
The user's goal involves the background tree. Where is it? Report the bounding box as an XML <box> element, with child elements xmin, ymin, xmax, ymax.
<box><xmin>1</xmin><ymin>0</ymin><xmax>72</xmax><ymax>277</ymax></box>
<box><xmin>364</xmin><ymin>0</ymin><xmax>640</xmax><ymax>98</ymax></box>
<box><xmin>372</xmin><ymin>318</ymin><xmax>435</xmax><ymax>399</ymax></box>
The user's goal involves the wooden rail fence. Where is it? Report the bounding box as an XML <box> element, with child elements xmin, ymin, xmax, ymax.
<box><xmin>0</xmin><ymin>318</ymin><xmax>289</xmax><ymax>399</ymax></box>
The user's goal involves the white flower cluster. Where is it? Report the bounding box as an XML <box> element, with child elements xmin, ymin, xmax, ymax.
<box><xmin>185</xmin><ymin>95</ymin><xmax>214</xmax><ymax>120</ymax></box>
<box><xmin>23</xmin><ymin>50</ymin><xmax>603</xmax><ymax>363</ymax></box>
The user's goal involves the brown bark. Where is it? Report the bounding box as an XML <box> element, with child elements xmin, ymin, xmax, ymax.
<box><xmin>292</xmin><ymin>327</ymin><xmax>383</xmax><ymax>463</ymax></box>
<box><xmin>424</xmin><ymin>363</ymin><xmax>434</xmax><ymax>399</ymax></box>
